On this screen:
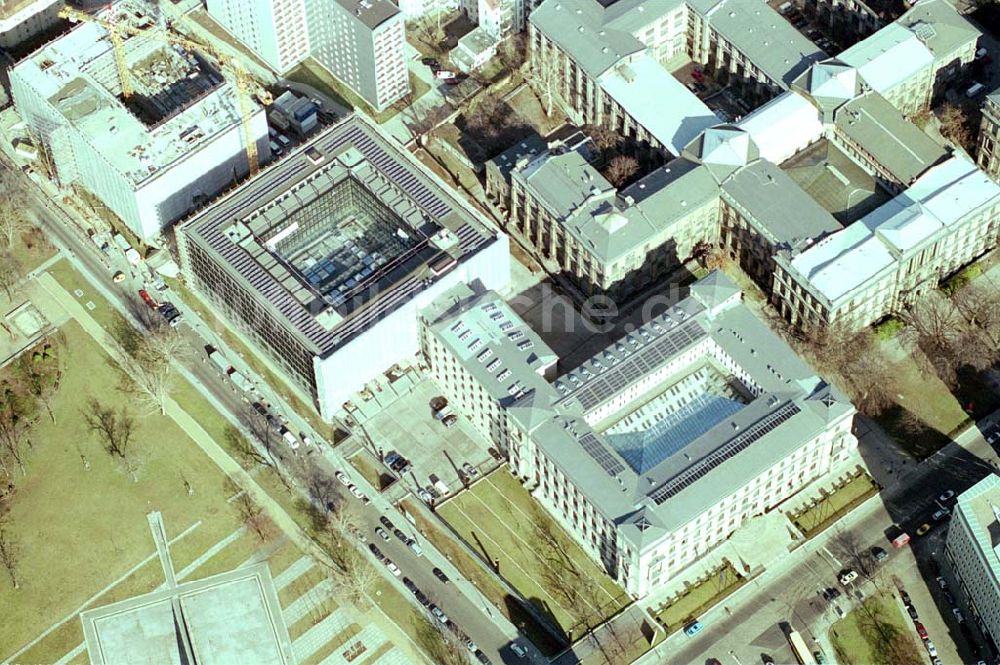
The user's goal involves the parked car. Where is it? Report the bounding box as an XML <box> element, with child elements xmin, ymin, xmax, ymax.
<box><xmin>465</xmin><ymin>640</ymin><xmax>478</xmax><ymax>653</ymax></box>
<box><xmin>953</xmin><ymin>607</ymin><xmax>965</xmax><ymax>623</ymax></box>
<box><xmin>900</xmin><ymin>590</ymin><xmax>911</xmax><ymax>604</ymax></box>
<box><xmin>402</xmin><ymin>576</ymin><xmax>417</xmax><ymax>592</ymax></box>
<box><xmin>510</xmin><ymin>642</ymin><xmax>528</xmax><ymax>658</ymax></box>
<box><xmin>813</xmin><ymin>651</ymin><xmax>827</xmax><ymax>665</ymax></box>
<box><xmin>474</xmin><ymin>650</ymin><xmax>491</xmax><ymax>664</ymax></box>
<box><xmin>907</xmin><ymin>605</ymin><xmax>919</xmax><ymax>621</ymax></box>
<box><xmin>139</xmin><ymin>289</ymin><xmax>158</xmax><ymax>309</ymax></box>
<box><xmin>335</xmin><ymin>470</ymin><xmax>351</xmax><ymax>486</ymax></box>
<box><xmin>430</xmin><ymin>605</ymin><xmax>449</xmax><ymax>624</ymax></box>
<box><xmin>406</xmin><ymin>538</ymin><xmax>424</xmax><ymax>557</ymax></box>
<box><xmin>368</xmin><ymin>543</ymin><xmax>384</xmax><ymax>561</ymax></box>
<box><xmin>392</xmin><ymin>528</ymin><xmax>408</xmax><ymax>542</ymax></box>
<box><xmin>916</xmin><ymin>523</ymin><xmax>932</xmax><ymax>536</ymax></box>
<box><xmin>348</xmin><ymin>484</ymin><xmax>370</xmax><ymax>503</ymax></box>
<box><xmin>421</xmin><ymin>57</ymin><xmax>440</xmax><ymax>67</ymax></box>
<box><xmin>415</xmin><ymin>590</ymin><xmax>430</xmax><ymax>606</ymax></box>
<box><xmin>462</xmin><ymin>462</ymin><xmax>479</xmax><ymax>479</ymax></box>
<box><xmin>939</xmin><ymin>490</ymin><xmax>956</xmax><ymax>503</ymax></box>
<box><xmin>926</xmin><ymin>641</ymin><xmax>937</xmax><ymax>658</ymax></box>
<box><xmin>683</xmin><ymin>620</ymin><xmax>704</xmax><ymax>637</ymax></box>
<box><xmin>379</xmin><ymin>516</ymin><xmax>394</xmax><ymax>529</ymax></box>
<box><xmin>822</xmin><ymin>587</ymin><xmax>841</xmax><ymax>601</ymax></box>
<box><xmin>385</xmin><ymin>560</ymin><xmax>401</xmax><ymax>576</ymax></box>
<box><xmin>375</xmin><ymin>527</ymin><xmax>390</xmax><ymax>541</ymax></box>
<box><xmin>916</xmin><ymin>622</ymin><xmax>928</xmax><ymax>640</ymax></box>
<box><xmin>834</xmin><ymin>605</ymin><xmax>845</xmax><ymax>618</ymax></box>
<box><xmin>936</xmin><ymin>576</ymin><xmax>948</xmax><ymax>589</ymax></box>
<box><xmin>931</xmin><ymin>508</ymin><xmax>950</xmax><ymax>522</ymax></box>
<box><xmin>838</xmin><ymin>569</ymin><xmax>859</xmax><ymax>585</ymax></box>
<box><xmin>871</xmin><ymin>547</ymin><xmax>889</xmax><ymax>562</ymax></box>
<box><xmin>418</xmin><ymin>488</ymin><xmax>434</xmax><ymax>503</ymax></box>
<box><xmin>432</xmin><ymin>567</ymin><xmax>450</xmax><ymax>583</ymax></box>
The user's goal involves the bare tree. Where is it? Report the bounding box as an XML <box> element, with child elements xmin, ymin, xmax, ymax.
<box><xmin>0</xmin><ymin>171</ymin><xmax>31</xmax><ymax>250</ymax></box>
<box><xmin>584</xmin><ymin>122</ymin><xmax>624</xmax><ymax>154</ymax></box>
<box><xmin>83</xmin><ymin>398</ymin><xmax>142</xmax><ymax>481</ymax></box>
<box><xmin>0</xmin><ymin>252</ymin><xmax>22</xmax><ymax>301</ymax></box>
<box><xmin>497</xmin><ymin>33</ymin><xmax>527</xmax><ymax>72</ymax></box>
<box><xmin>0</xmin><ymin>382</ymin><xmax>36</xmax><ymax>477</ymax></box>
<box><xmin>0</xmin><ymin>518</ymin><xmax>19</xmax><ymax>590</ymax></box>
<box><xmin>526</xmin><ymin>41</ymin><xmax>560</xmax><ymax>117</ymax></box>
<box><xmin>109</xmin><ymin>317</ymin><xmax>188</xmax><ymax>415</ymax></box>
<box><xmin>325</xmin><ymin>542</ymin><xmax>381</xmax><ymax>609</ymax></box>
<box><xmin>224</xmin><ymin>424</ymin><xmax>274</xmax><ymax>470</ymax></box>
<box><xmin>413</xmin><ymin>614</ymin><xmax>469</xmax><ymax>665</ymax></box>
<box><xmin>602</xmin><ymin>155</ymin><xmax>639</xmax><ymax>188</ymax></box>
<box><xmin>952</xmin><ymin>281</ymin><xmax>1000</xmax><ymax>363</ymax></box>
<box><xmin>235</xmin><ymin>492</ymin><xmax>275</xmax><ymax>543</ymax></box>
<box><xmin>937</xmin><ymin>103</ymin><xmax>975</xmax><ymax>152</ymax></box>
<box><xmin>900</xmin><ymin>294</ymin><xmax>965</xmax><ymax>357</ymax></box>
<box><xmin>14</xmin><ymin>340</ymin><xmax>61</xmax><ymax>424</ymax></box>
<box><xmin>808</xmin><ymin>327</ymin><xmax>896</xmax><ymax>415</ymax></box>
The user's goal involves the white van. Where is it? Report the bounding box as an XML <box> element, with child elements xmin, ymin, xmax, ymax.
<box><xmin>967</xmin><ymin>82</ymin><xmax>986</xmax><ymax>98</ymax></box>
<box><xmin>430</xmin><ymin>474</ymin><xmax>451</xmax><ymax>497</ymax></box>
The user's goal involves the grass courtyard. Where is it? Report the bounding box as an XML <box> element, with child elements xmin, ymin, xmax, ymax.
<box><xmin>438</xmin><ymin>470</ymin><xmax>630</xmax><ymax>638</ymax></box>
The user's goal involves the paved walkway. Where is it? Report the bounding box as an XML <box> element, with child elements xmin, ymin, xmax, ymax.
<box><xmin>175</xmin><ymin>526</ymin><xmax>246</xmax><ymax>581</ymax></box>
<box><xmin>292</xmin><ymin>608</ymin><xmax>353</xmax><ymax>662</ymax></box>
<box><xmin>283</xmin><ymin>578</ymin><xmax>336</xmax><ymax>625</ymax></box>
<box><xmin>275</xmin><ymin>555</ymin><xmax>317</xmax><ymax>591</ymax></box>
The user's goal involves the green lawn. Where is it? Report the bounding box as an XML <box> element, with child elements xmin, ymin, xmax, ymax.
<box><xmin>654</xmin><ymin>562</ymin><xmax>746</xmax><ymax>634</ymax></box>
<box><xmin>830</xmin><ymin>592</ymin><xmax>921</xmax><ymax>665</ymax></box>
<box><xmin>47</xmin><ymin>258</ymin><xmax>128</xmax><ymax>333</ymax></box>
<box><xmin>1</xmin><ymin>320</ymin><xmax>256</xmax><ymax>663</ymax></box>
<box><xmin>791</xmin><ymin>472</ymin><xmax>879</xmax><ymax>538</ymax></box>
<box><xmin>438</xmin><ymin>470</ymin><xmax>630</xmax><ymax>637</ymax></box>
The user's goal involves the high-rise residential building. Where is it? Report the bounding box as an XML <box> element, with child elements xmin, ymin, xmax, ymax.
<box><xmin>945</xmin><ymin>474</ymin><xmax>1000</xmax><ymax>650</ymax></box>
<box><xmin>977</xmin><ymin>87</ymin><xmax>1000</xmax><ymax>183</ymax></box>
<box><xmin>177</xmin><ymin>114</ymin><xmax>509</xmax><ymax>421</ymax></box>
<box><xmin>0</xmin><ymin>0</ymin><xmax>64</xmax><ymax>50</ymax></box>
<box><xmin>208</xmin><ymin>0</ymin><xmax>409</xmax><ymax>112</ymax></box>
<box><xmin>307</xmin><ymin>0</ymin><xmax>409</xmax><ymax>112</ymax></box>
<box><xmin>420</xmin><ymin>272</ymin><xmax>857</xmax><ymax>598</ymax></box>
<box><xmin>205</xmin><ymin>0</ymin><xmax>311</xmax><ymax>73</ymax></box>
<box><xmin>10</xmin><ymin>14</ymin><xmax>269</xmax><ymax>243</ymax></box>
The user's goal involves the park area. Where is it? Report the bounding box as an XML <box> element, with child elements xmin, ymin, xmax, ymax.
<box><xmin>829</xmin><ymin>592</ymin><xmax>923</xmax><ymax>665</ymax></box>
<box><xmin>437</xmin><ymin>469</ymin><xmax>631</xmax><ymax>640</ymax></box>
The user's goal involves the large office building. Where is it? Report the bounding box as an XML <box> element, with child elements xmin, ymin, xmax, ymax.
<box><xmin>177</xmin><ymin>114</ymin><xmax>509</xmax><ymax>421</ymax></box>
<box><xmin>945</xmin><ymin>474</ymin><xmax>1000</xmax><ymax>651</ymax></box>
<box><xmin>205</xmin><ymin>0</ymin><xmax>311</xmax><ymax>74</ymax></box>
<box><xmin>209</xmin><ymin>0</ymin><xmax>409</xmax><ymax>112</ymax></box>
<box><xmin>977</xmin><ymin>87</ymin><xmax>1000</xmax><ymax>183</ymax></box>
<box><xmin>9</xmin><ymin>12</ymin><xmax>269</xmax><ymax>243</ymax></box>
<box><xmin>421</xmin><ymin>272</ymin><xmax>857</xmax><ymax>598</ymax></box>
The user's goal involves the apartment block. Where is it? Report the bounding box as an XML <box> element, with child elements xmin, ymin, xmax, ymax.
<box><xmin>0</xmin><ymin>0</ymin><xmax>63</xmax><ymax>50</ymax></box>
<box><xmin>209</xmin><ymin>0</ymin><xmax>409</xmax><ymax>112</ymax></box>
<box><xmin>206</xmin><ymin>0</ymin><xmax>310</xmax><ymax>73</ymax></box>
<box><xmin>802</xmin><ymin>0</ymin><xmax>882</xmax><ymax>43</ymax></box>
<box><xmin>945</xmin><ymin>474</ymin><xmax>1000</xmax><ymax>651</ymax></box>
<box><xmin>977</xmin><ymin>87</ymin><xmax>1000</xmax><ymax>182</ymax></box>
<box><xmin>10</xmin><ymin>14</ymin><xmax>269</xmax><ymax>243</ymax></box>
<box><xmin>307</xmin><ymin>0</ymin><xmax>409</xmax><ymax>112</ymax></box>
<box><xmin>421</xmin><ymin>272</ymin><xmax>857</xmax><ymax>598</ymax></box>
<box><xmin>177</xmin><ymin>114</ymin><xmax>509</xmax><ymax>421</ymax></box>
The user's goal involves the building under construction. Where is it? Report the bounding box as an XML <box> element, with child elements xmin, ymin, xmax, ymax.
<box><xmin>9</xmin><ymin>5</ymin><xmax>269</xmax><ymax>242</ymax></box>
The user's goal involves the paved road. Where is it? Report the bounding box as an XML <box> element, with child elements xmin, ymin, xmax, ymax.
<box><xmin>10</xmin><ymin>162</ymin><xmax>538</xmax><ymax>665</ymax></box>
<box><xmin>646</xmin><ymin>423</ymin><xmax>1000</xmax><ymax>665</ymax></box>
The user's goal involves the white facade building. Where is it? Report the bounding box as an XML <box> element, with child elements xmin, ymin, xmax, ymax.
<box><xmin>945</xmin><ymin>474</ymin><xmax>1000</xmax><ymax>651</ymax></box>
<box><xmin>205</xmin><ymin>0</ymin><xmax>311</xmax><ymax>73</ymax></box>
<box><xmin>178</xmin><ymin>114</ymin><xmax>509</xmax><ymax>421</ymax></box>
<box><xmin>421</xmin><ymin>272</ymin><xmax>857</xmax><ymax>598</ymax></box>
<box><xmin>0</xmin><ymin>0</ymin><xmax>63</xmax><ymax>50</ymax></box>
<box><xmin>10</xmin><ymin>17</ymin><xmax>268</xmax><ymax>243</ymax></box>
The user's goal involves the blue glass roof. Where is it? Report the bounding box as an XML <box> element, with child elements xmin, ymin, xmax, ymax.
<box><xmin>606</xmin><ymin>394</ymin><xmax>745</xmax><ymax>474</ymax></box>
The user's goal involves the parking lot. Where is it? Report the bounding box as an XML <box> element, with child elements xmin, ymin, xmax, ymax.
<box><xmin>356</xmin><ymin>375</ymin><xmax>496</xmax><ymax>502</ymax></box>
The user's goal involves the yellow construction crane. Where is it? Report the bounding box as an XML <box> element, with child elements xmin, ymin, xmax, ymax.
<box><xmin>57</xmin><ymin>6</ymin><xmax>271</xmax><ymax>177</ymax></box>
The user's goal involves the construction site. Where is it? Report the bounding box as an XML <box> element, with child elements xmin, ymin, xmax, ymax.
<box><xmin>8</xmin><ymin>2</ymin><xmax>269</xmax><ymax>242</ymax></box>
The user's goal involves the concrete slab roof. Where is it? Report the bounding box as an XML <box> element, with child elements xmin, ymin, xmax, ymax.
<box><xmin>954</xmin><ymin>473</ymin><xmax>1000</xmax><ymax>596</ymax></box>
<box><xmin>720</xmin><ymin>159</ymin><xmax>842</xmax><ymax>249</ymax></box>
<box><xmin>692</xmin><ymin>0</ymin><xmax>828</xmax><ymax>86</ymax></box>
<box><xmin>80</xmin><ymin>563</ymin><xmax>294</xmax><ymax>665</ymax></box>
<box><xmin>897</xmin><ymin>0</ymin><xmax>980</xmax><ymax>63</ymax></box>
<box><xmin>839</xmin><ymin>23</ymin><xmax>934</xmax><ymax>93</ymax></box>
<box><xmin>833</xmin><ymin>92</ymin><xmax>947</xmax><ymax>185</ymax></box>
<box><xmin>334</xmin><ymin>0</ymin><xmax>400</xmax><ymax>29</ymax></box>
<box><xmin>597</xmin><ymin>54</ymin><xmax>718</xmax><ymax>156</ymax></box>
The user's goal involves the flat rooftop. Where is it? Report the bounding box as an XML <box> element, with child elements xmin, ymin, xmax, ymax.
<box><xmin>181</xmin><ymin>113</ymin><xmax>499</xmax><ymax>357</ymax></box>
<box><xmin>13</xmin><ymin>16</ymin><xmax>247</xmax><ymax>184</ymax></box>
<box><xmin>955</xmin><ymin>474</ymin><xmax>1000</xmax><ymax>591</ymax></box>
<box><xmin>335</xmin><ymin>0</ymin><xmax>400</xmax><ymax>29</ymax></box>
<box><xmin>80</xmin><ymin>563</ymin><xmax>294</xmax><ymax>665</ymax></box>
